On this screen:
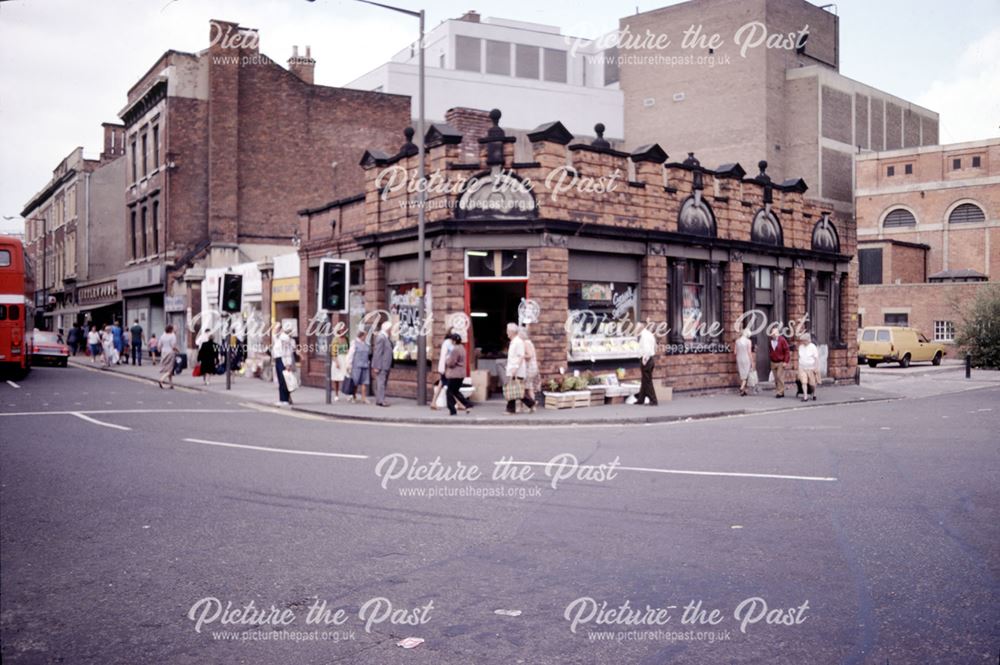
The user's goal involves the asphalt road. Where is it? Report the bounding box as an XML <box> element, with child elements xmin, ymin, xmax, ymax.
<box><xmin>1</xmin><ymin>366</ymin><xmax>998</xmax><ymax>664</ymax></box>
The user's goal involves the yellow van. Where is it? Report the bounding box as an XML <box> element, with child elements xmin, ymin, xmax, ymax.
<box><xmin>858</xmin><ymin>326</ymin><xmax>947</xmax><ymax>368</ymax></box>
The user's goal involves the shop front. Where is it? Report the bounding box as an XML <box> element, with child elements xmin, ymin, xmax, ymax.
<box><xmin>118</xmin><ymin>264</ymin><xmax>166</xmax><ymax>344</ymax></box>
<box><xmin>296</xmin><ymin>111</ymin><xmax>857</xmax><ymax>398</ymax></box>
<box><xmin>76</xmin><ymin>277</ymin><xmax>122</xmax><ymax>331</ymax></box>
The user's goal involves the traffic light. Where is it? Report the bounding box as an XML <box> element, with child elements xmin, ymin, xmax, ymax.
<box><xmin>221</xmin><ymin>273</ymin><xmax>243</xmax><ymax>314</ymax></box>
<box><xmin>318</xmin><ymin>259</ymin><xmax>349</xmax><ymax>313</ymax></box>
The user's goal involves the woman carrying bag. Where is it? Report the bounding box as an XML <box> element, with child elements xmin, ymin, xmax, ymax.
<box><xmin>444</xmin><ymin>333</ymin><xmax>474</xmax><ymax>416</ymax></box>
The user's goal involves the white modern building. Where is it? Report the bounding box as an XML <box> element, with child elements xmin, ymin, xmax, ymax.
<box><xmin>346</xmin><ymin>11</ymin><xmax>623</xmax><ymax>140</ymax></box>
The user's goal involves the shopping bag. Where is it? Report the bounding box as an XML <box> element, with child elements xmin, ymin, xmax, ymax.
<box><xmin>435</xmin><ymin>387</ymin><xmax>448</xmax><ymax>409</ymax></box>
<box><xmin>502</xmin><ymin>379</ymin><xmax>525</xmax><ymax>402</ymax></box>
<box><xmin>283</xmin><ymin>369</ymin><xmax>299</xmax><ymax>393</ymax></box>
<box><xmin>341</xmin><ymin>376</ymin><xmax>356</xmax><ymax>396</ymax></box>
<box><xmin>192</xmin><ymin>364</ymin><xmax>202</xmax><ymax>377</ymax></box>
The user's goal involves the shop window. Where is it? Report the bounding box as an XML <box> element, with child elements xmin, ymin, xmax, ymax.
<box><xmin>669</xmin><ymin>260</ymin><xmax>722</xmax><ymax>344</ymax></box>
<box><xmin>465</xmin><ymin>250</ymin><xmax>528</xmax><ymax>279</ymax></box>
<box><xmin>808</xmin><ymin>272</ymin><xmax>841</xmax><ymax>346</ymax></box>
<box><xmin>934</xmin><ymin>320</ymin><xmax>955</xmax><ymax>341</ymax></box>
<box><xmin>567</xmin><ymin>281</ymin><xmax>640</xmax><ymax>361</ymax></box>
<box><xmin>386</xmin><ymin>282</ymin><xmax>430</xmax><ymax>363</ymax></box>
<box><xmin>884</xmin><ymin>312</ymin><xmax>908</xmax><ymax>326</ymax></box>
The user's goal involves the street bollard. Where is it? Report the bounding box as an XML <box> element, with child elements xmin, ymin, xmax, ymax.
<box><xmin>965</xmin><ymin>353</ymin><xmax>971</xmax><ymax>379</ymax></box>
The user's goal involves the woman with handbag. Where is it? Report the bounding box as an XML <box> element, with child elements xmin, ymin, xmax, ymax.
<box><xmin>195</xmin><ymin>330</ymin><xmax>217</xmax><ymax>386</ymax></box>
<box><xmin>348</xmin><ymin>328</ymin><xmax>371</xmax><ymax>405</ymax></box>
<box><xmin>330</xmin><ymin>335</ymin><xmax>349</xmax><ymax>401</ymax></box>
<box><xmin>274</xmin><ymin>322</ymin><xmax>296</xmax><ymax>407</ymax></box>
<box><xmin>504</xmin><ymin>323</ymin><xmax>535</xmax><ymax>415</ymax></box>
<box><xmin>444</xmin><ymin>333</ymin><xmax>474</xmax><ymax>416</ymax></box>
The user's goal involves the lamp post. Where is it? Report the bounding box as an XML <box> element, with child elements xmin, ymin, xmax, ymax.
<box><xmin>306</xmin><ymin>0</ymin><xmax>427</xmax><ymax>404</ymax></box>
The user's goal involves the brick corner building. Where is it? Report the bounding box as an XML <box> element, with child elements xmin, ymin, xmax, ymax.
<box><xmin>855</xmin><ymin>138</ymin><xmax>1000</xmax><ymax>345</ymax></box>
<box><xmin>116</xmin><ymin>19</ymin><xmax>410</xmax><ymax>349</ymax></box>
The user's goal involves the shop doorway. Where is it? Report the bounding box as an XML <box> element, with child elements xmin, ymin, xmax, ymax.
<box><xmin>465</xmin><ymin>281</ymin><xmax>527</xmax><ymax>362</ymax></box>
<box><xmin>748</xmin><ymin>266</ymin><xmax>774</xmax><ymax>382</ymax></box>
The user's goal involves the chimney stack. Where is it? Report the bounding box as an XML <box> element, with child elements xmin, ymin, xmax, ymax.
<box><xmin>288</xmin><ymin>44</ymin><xmax>316</xmax><ymax>85</ymax></box>
<box><xmin>459</xmin><ymin>10</ymin><xmax>480</xmax><ymax>22</ymax></box>
<box><xmin>100</xmin><ymin>122</ymin><xmax>125</xmax><ymax>162</ymax></box>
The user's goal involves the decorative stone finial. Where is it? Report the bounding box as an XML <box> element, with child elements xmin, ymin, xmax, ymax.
<box><xmin>403</xmin><ymin>127</ymin><xmax>415</xmax><ymax>142</ymax></box>
<box><xmin>591</xmin><ymin>123</ymin><xmax>610</xmax><ymax>149</ymax></box>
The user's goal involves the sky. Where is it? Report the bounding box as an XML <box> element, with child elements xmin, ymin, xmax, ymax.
<box><xmin>1</xmin><ymin>0</ymin><xmax>998</xmax><ymax>235</ymax></box>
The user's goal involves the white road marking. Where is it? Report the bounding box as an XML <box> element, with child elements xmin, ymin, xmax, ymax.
<box><xmin>507</xmin><ymin>460</ymin><xmax>837</xmax><ymax>482</ymax></box>
<box><xmin>0</xmin><ymin>408</ymin><xmax>249</xmax><ymax>417</ymax></box>
<box><xmin>182</xmin><ymin>438</ymin><xmax>369</xmax><ymax>460</ymax></box>
<box><xmin>5</xmin><ymin>381</ymin><xmax>20</xmax><ymax>389</ymax></box>
<box><xmin>239</xmin><ymin>402</ymin><xmax>327</xmax><ymax>421</ymax></box>
<box><xmin>71</xmin><ymin>412</ymin><xmax>132</xmax><ymax>431</ymax></box>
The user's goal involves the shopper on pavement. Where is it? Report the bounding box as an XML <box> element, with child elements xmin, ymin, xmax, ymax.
<box><xmin>371</xmin><ymin>321</ymin><xmax>393</xmax><ymax>407</ymax></box>
<box><xmin>349</xmin><ymin>328</ymin><xmax>371</xmax><ymax>405</ymax></box>
<box><xmin>444</xmin><ymin>333</ymin><xmax>474</xmax><ymax>416</ymax></box>
<box><xmin>129</xmin><ymin>319</ymin><xmax>144</xmax><ymax>366</ymax></box>
<box><xmin>633</xmin><ymin>322</ymin><xmax>658</xmax><ymax>406</ymax></box>
<box><xmin>735</xmin><ymin>328</ymin><xmax>753</xmax><ymax>396</ymax></box>
<box><xmin>148</xmin><ymin>334</ymin><xmax>159</xmax><ymax>361</ymax></box>
<box><xmin>768</xmin><ymin>328</ymin><xmax>790</xmax><ymax>398</ymax></box>
<box><xmin>330</xmin><ymin>334</ymin><xmax>349</xmax><ymax>402</ymax></box>
<box><xmin>157</xmin><ymin>325</ymin><xmax>177</xmax><ymax>389</ymax></box>
<box><xmin>111</xmin><ymin>320</ymin><xmax>124</xmax><ymax>365</ymax></box>
<box><xmin>521</xmin><ymin>328</ymin><xmax>542</xmax><ymax>406</ymax></box>
<box><xmin>66</xmin><ymin>325</ymin><xmax>80</xmax><ymax>356</ymax></box>
<box><xmin>101</xmin><ymin>324</ymin><xmax>116</xmax><ymax>368</ymax></box>
<box><xmin>87</xmin><ymin>325</ymin><xmax>101</xmax><ymax>363</ymax></box>
<box><xmin>797</xmin><ymin>333</ymin><xmax>820</xmax><ymax>402</ymax></box>
<box><xmin>196</xmin><ymin>330</ymin><xmax>218</xmax><ymax>386</ymax></box>
<box><xmin>274</xmin><ymin>322</ymin><xmax>296</xmax><ymax>407</ymax></box>
<box><xmin>504</xmin><ymin>323</ymin><xmax>535</xmax><ymax>415</ymax></box>
<box><xmin>430</xmin><ymin>328</ymin><xmax>454</xmax><ymax>410</ymax></box>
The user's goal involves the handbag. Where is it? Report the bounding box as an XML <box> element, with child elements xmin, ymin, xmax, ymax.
<box><xmin>342</xmin><ymin>376</ymin><xmax>356</xmax><ymax>396</ymax></box>
<box><xmin>192</xmin><ymin>364</ymin><xmax>202</xmax><ymax>377</ymax></box>
<box><xmin>283</xmin><ymin>369</ymin><xmax>299</xmax><ymax>393</ymax></box>
<box><xmin>503</xmin><ymin>379</ymin><xmax>525</xmax><ymax>402</ymax></box>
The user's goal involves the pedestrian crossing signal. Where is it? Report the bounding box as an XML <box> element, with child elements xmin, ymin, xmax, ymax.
<box><xmin>319</xmin><ymin>259</ymin><xmax>349</xmax><ymax>314</ymax></box>
<box><xmin>221</xmin><ymin>273</ymin><xmax>243</xmax><ymax>314</ymax></box>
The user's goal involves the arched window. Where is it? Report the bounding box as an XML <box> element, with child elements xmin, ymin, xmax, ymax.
<box><xmin>948</xmin><ymin>202</ymin><xmax>986</xmax><ymax>224</ymax></box>
<box><xmin>677</xmin><ymin>196</ymin><xmax>716</xmax><ymax>237</ymax></box>
<box><xmin>751</xmin><ymin>209</ymin><xmax>783</xmax><ymax>246</ymax></box>
<box><xmin>883</xmin><ymin>208</ymin><xmax>916</xmax><ymax>228</ymax></box>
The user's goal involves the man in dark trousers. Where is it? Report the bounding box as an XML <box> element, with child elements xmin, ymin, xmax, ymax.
<box><xmin>633</xmin><ymin>322</ymin><xmax>658</xmax><ymax>406</ymax></box>
<box><xmin>768</xmin><ymin>327</ymin><xmax>790</xmax><ymax>398</ymax></box>
<box><xmin>371</xmin><ymin>321</ymin><xmax>394</xmax><ymax>407</ymax></box>
<box><xmin>129</xmin><ymin>319</ymin><xmax>145</xmax><ymax>366</ymax></box>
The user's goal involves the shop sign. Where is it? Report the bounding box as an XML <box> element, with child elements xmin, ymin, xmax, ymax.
<box><xmin>165</xmin><ymin>295</ymin><xmax>186</xmax><ymax>312</ymax></box>
<box><xmin>78</xmin><ymin>280</ymin><xmax>118</xmax><ymax>305</ymax></box>
<box><xmin>117</xmin><ymin>265</ymin><xmax>165</xmax><ymax>291</ymax></box>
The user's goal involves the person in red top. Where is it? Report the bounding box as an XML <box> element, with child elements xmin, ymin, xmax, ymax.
<box><xmin>768</xmin><ymin>328</ymin><xmax>791</xmax><ymax>398</ymax></box>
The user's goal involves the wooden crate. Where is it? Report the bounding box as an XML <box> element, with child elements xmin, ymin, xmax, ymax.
<box><xmin>587</xmin><ymin>387</ymin><xmax>608</xmax><ymax>406</ymax></box>
<box><xmin>543</xmin><ymin>391</ymin><xmax>592</xmax><ymax>409</ymax></box>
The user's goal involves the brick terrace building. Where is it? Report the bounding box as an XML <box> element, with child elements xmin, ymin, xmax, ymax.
<box><xmin>855</xmin><ymin>138</ymin><xmax>1000</xmax><ymax>344</ymax></box>
<box><xmin>21</xmin><ymin>124</ymin><xmax>127</xmax><ymax>331</ymax></box>
<box><xmin>619</xmin><ymin>0</ymin><xmax>939</xmax><ymax>218</ymax></box>
<box><xmin>298</xmin><ymin>109</ymin><xmax>857</xmax><ymax>397</ymax></box>
<box><xmin>116</xmin><ymin>19</ymin><xmax>410</xmax><ymax>348</ymax></box>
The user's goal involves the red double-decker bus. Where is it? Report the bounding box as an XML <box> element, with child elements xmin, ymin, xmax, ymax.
<box><xmin>0</xmin><ymin>235</ymin><xmax>35</xmax><ymax>378</ymax></box>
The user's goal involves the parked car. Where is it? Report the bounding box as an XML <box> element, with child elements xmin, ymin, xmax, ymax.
<box><xmin>858</xmin><ymin>326</ymin><xmax>946</xmax><ymax>368</ymax></box>
<box><xmin>31</xmin><ymin>330</ymin><xmax>69</xmax><ymax>367</ymax></box>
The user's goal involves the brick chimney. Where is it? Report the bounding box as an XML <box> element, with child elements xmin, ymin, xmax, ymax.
<box><xmin>288</xmin><ymin>45</ymin><xmax>316</xmax><ymax>85</ymax></box>
<box><xmin>458</xmin><ymin>10</ymin><xmax>480</xmax><ymax>22</ymax></box>
<box><xmin>445</xmin><ymin>107</ymin><xmax>492</xmax><ymax>163</ymax></box>
<box><xmin>100</xmin><ymin>122</ymin><xmax>125</xmax><ymax>162</ymax></box>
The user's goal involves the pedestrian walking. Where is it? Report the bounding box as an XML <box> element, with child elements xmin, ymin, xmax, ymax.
<box><xmin>330</xmin><ymin>335</ymin><xmax>349</xmax><ymax>401</ymax></box>
<box><xmin>157</xmin><ymin>325</ymin><xmax>178</xmax><ymax>389</ymax></box>
<box><xmin>521</xmin><ymin>328</ymin><xmax>542</xmax><ymax>405</ymax></box>
<box><xmin>273</xmin><ymin>322</ymin><xmax>296</xmax><ymax>407</ymax></box>
<box><xmin>148</xmin><ymin>334</ymin><xmax>159</xmax><ymax>361</ymax></box>
<box><xmin>768</xmin><ymin>328</ymin><xmax>790</xmax><ymax>398</ymax></box>
<box><xmin>632</xmin><ymin>322</ymin><xmax>658</xmax><ymax>406</ymax></box>
<box><xmin>100</xmin><ymin>324</ymin><xmax>116</xmax><ymax>368</ymax></box>
<box><xmin>371</xmin><ymin>321</ymin><xmax>393</xmax><ymax>407</ymax></box>
<box><xmin>129</xmin><ymin>319</ymin><xmax>144</xmax><ymax>366</ymax></box>
<box><xmin>111</xmin><ymin>320</ymin><xmax>124</xmax><ymax>364</ymax></box>
<box><xmin>86</xmin><ymin>325</ymin><xmax>101</xmax><ymax>364</ymax></box>
<box><xmin>797</xmin><ymin>333</ymin><xmax>820</xmax><ymax>402</ymax></box>
<box><xmin>66</xmin><ymin>325</ymin><xmax>80</xmax><ymax>356</ymax></box>
<box><xmin>430</xmin><ymin>328</ymin><xmax>454</xmax><ymax>410</ymax></box>
<box><xmin>735</xmin><ymin>328</ymin><xmax>753</xmax><ymax>396</ymax></box>
<box><xmin>349</xmin><ymin>328</ymin><xmax>371</xmax><ymax>405</ymax></box>
<box><xmin>196</xmin><ymin>330</ymin><xmax>217</xmax><ymax>386</ymax></box>
<box><xmin>504</xmin><ymin>323</ymin><xmax>535</xmax><ymax>415</ymax></box>
<box><xmin>444</xmin><ymin>333</ymin><xmax>474</xmax><ymax>415</ymax></box>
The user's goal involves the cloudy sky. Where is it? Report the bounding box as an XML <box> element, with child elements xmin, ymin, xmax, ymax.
<box><xmin>1</xmin><ymin>0</ymin><xmax>998</xmax><ymax>234</ymax></box>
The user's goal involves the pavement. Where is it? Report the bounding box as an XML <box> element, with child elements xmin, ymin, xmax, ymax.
<box><xmin>60</xmin><ymin>355</ymin><xmax>948</xmax><ymax>426</ymax></box>
<box><xmin>1</xmin><ymin>365</ymin><xmax>998</xmax><ymax>664</ymax></box>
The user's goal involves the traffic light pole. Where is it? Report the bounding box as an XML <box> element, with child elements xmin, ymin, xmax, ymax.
<box><xmin>325</xmin><ymin>312</ymin><xmax>333</xmax><ymax>405</ymax></box>
<box><xmin>225</xmin><ymin>313</ymin><xmax>232</xmax><ymax>391</ymax></box>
